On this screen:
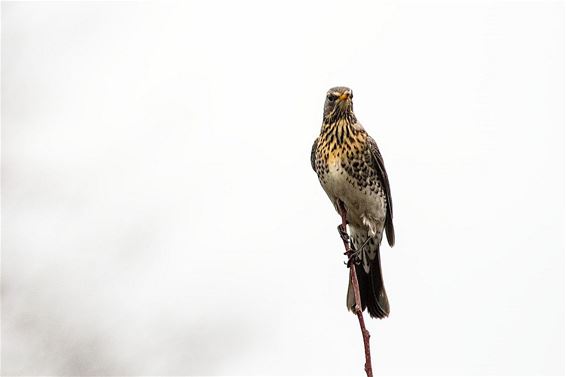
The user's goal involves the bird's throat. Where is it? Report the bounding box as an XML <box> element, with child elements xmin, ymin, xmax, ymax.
<box><xmin>319</xmin><ymin>117</ymin><xmax>366</xmax><ymax>166</ymax></box>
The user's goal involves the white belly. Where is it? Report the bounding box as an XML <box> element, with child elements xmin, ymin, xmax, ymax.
<box><xmin>321</xmin><ymin>160</ymin><xmax>386</xmax><ymax>235</ymax></box>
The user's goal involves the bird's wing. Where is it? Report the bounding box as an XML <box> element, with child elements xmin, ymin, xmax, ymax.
<box><xmin>368</xmin><ymin>136</ymin><xmax>395</xmax><ymax>247</ymax></box>
<box><xmin>310</xmin><ymin>138</ymin><xmax>318</xmax><ymax>172</ymax></box>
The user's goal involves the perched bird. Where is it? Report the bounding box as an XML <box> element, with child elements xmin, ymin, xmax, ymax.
<box><xmin>311</xmin><ymin>87</ymin><xmax>395</xmax><ymax>319</ymax></box>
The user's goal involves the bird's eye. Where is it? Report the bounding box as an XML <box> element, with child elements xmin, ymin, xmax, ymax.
<box><xmin>327</xmin><ymin>93</ymin><xmax>337</xmax><ymax>101</ymax></box>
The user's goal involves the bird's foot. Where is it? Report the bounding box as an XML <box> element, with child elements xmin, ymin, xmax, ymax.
<box><xmin>344</xmin><ymin>248</ymin><xmax>362</xmax><ymax>268</ymax></box>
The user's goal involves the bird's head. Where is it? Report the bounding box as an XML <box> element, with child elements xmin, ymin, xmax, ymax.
<box><xmin>323</xmin><ymin>86</ymin><xmax>354</xmax><ymax>120</ymax></box>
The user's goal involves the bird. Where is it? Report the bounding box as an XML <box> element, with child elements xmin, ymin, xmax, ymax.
<box><xmin>311</xmin><ymin>86</ymin><xmax>395</xmax><ymax>319</ymax></box>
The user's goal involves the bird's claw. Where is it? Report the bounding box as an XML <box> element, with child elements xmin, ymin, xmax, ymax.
<box><xmin>344</xmin><ymin>248</ymin><xmax>362</xmax><ymax>267</ymax></box>
<box><xmin>337</xmin><ymin>222</ymin><xmax>360</xmax><ymax>267</ymax></box>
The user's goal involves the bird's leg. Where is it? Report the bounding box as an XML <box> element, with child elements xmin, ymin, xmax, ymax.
<box><xmin>336</xmin><ymin>200</ymin><xmax>351</xmax><ymax>248</ymax></box>
<box><xmin>337</xmin><ymin>224</ymin><xmax>350</xmax><ymax>244</ymax></box>
<box><xmin>336</xmin><ymin>200</ymin><xmax>360</xmax><ymax>266</ymax></box>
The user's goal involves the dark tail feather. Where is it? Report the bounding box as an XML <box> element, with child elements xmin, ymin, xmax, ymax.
<box><xmin>347</xmin><ymin>246</ymin><xmax>390</xmax><ymax>319</ymax></box>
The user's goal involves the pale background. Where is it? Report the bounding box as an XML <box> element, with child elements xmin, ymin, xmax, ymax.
<box><xmin>2</xmin><ymin>1</ymin><xmax>564</xmax><ymax>375</ymax></box>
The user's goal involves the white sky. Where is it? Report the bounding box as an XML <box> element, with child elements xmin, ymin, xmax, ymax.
<box><xmin>2</xmin><ymin>1</ymin><xmax>564</xmax><ymax>375</ymax></box>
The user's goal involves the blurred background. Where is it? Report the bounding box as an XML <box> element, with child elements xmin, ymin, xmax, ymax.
<box><xmin>1</xmin><ymin>1</ymin><xmax>564</xmax><ymax>375</ymax></box>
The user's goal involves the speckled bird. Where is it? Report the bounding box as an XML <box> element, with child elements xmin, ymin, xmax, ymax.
<box><xmin>311</xmin><ymin>86</ymin><xmax>395</xmax><ymax>319</ymax></box>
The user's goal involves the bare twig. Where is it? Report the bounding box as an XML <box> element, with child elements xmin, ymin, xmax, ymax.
<box><xmin>338</xmin><ymin>205</ymin><xmax>373</xmax><ymax>377</ymax></box>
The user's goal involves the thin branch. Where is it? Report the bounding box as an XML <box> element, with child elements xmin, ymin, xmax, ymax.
<box><xmin>338</xmin><ymin>207</ymin><xmax>373</xmax><ymax>377</ymax></box>
<box><xmin>349</xmin><ymin>261</ymin><xmax>373</xmax><ymax>377</ymax></box>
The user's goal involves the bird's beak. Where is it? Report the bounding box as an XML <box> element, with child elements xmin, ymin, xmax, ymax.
<box><xmin>339</xmin><ymin>92</ymin><xmax>350</xmax><ymax>101</ymax></box>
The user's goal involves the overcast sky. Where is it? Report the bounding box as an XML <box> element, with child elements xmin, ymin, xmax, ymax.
<box><xmin>2</xmin><ymin>1</ymin><xmax>564</xmax><ymax>375</ymax></box>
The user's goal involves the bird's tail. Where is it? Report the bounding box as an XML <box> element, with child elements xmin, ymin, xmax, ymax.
<box><xmin>346</xmin><ymin>228</ymin><xmax>390</xmax><ymax>319</ymax></box>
